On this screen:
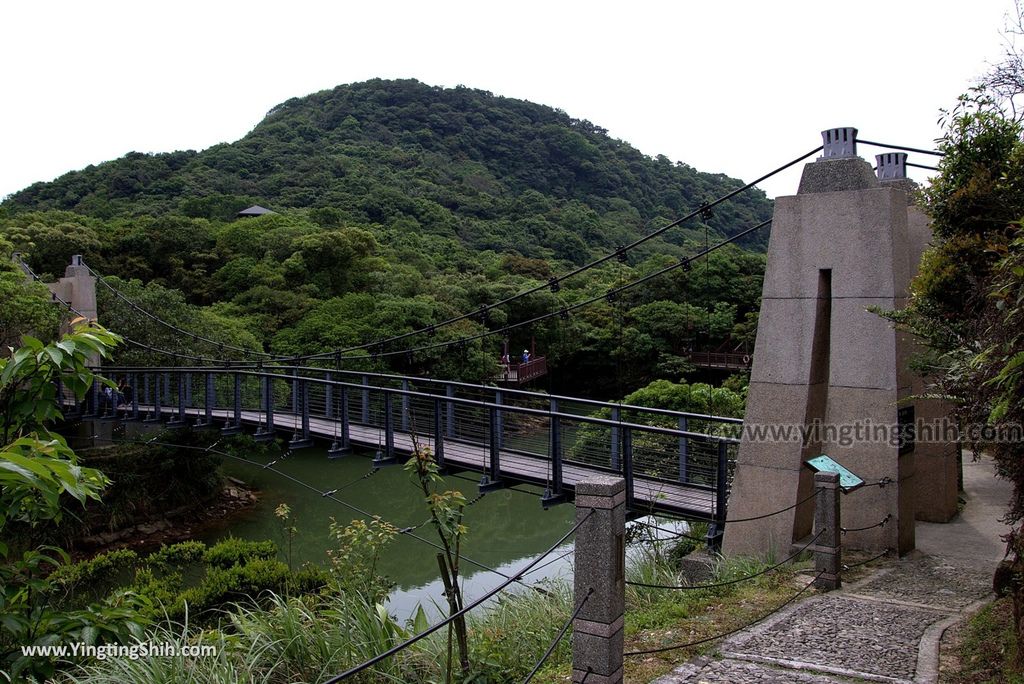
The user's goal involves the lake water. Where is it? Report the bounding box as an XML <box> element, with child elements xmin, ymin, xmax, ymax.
<box><xmin>75</xmin><ymin>421</ymin><xmax>691</xmax><ymax>620</ymax></box>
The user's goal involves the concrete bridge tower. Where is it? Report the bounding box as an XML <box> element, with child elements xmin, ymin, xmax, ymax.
<box><xmin>723</xmin><ymin>129</ymin><xmax>959</xmax><ymax>557</ymax></box>
<box><xmin>46</xmin><ymin>255</ymin><xmax>98</xmax><ymax>331</ymax></box>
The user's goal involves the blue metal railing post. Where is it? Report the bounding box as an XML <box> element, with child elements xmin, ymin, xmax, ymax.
<box><xmin>361</xmin><ymin>375</ymin><xmax>370</xmax><ymax>424</ymax></box>
<box><xmin>494</xmin><ymin>390</ymin><xmax>504</xmax><ymax>451</ymax></box>
<box><xmin>289</xmin><ymin>379</ymin><xmax>313</xmax><ymax>449</ymax></box>
<box><xmin>254</xmin><ymin>374</ymin><xmax>274</xmax><ymax>442</ymax></box>
<box><xmin>610</xmin><ymin>406</ymin><xmax>621</xmax><ymax>471</ymax></box>
<box><xmin>129</xmin><ymin>372</ymin><xmax>139</xmax><ymax>421</ymax></box>
<box><xmin>196</xmin><ymin>372</ymin><xmax>214</xmax><ymax>427</ymax></box>
<box><xmin>542</xmin><ymin>398</ymin><xmax>565</xmax><ymax>507</ymax></box>
<box><xmin>479</xmin><ymin>404</ymin><xmax>503</xmax><ymax>492</ymax></box>
<box><xmin>622</xmin><ymin>426</ymin><xmax>634</xmax><ymax>510</ymax></box>
<box><xmin>445</xmin><ymin>385</ymin><xmax>455</xmax><ymax>439</ymax></box>
<box><xmin>143</xmin><ymin>373</ymin><xmax>161</xmax><ymax>423</ymax></box>
<box><xmin>401</xmin><ymin>379</ymin><xmax>410</xmax><ymax>432</ymax></box>
<box><xmin>706</xmin><ymin>439</ymin><xmax>729</xmax><ymax>551</ymax></box>
<box><xmin>433</xmin><ymin>396</ymin><xmax>445</xmax><ymax>467</ymax></box>
<box><xmin>328</xmin><ymin>381</ymin><xmax>351</xmax><ymax>458</ymax></box>
<box><xmin>678</xmin><ymin>416</ymin><xmax>689</xmax><ymax>483</ymax></box>
<box><xmin>166</xmin><ymin>372</ymin><xmax>187</xmax><ymax>427</ymax></box>
<box><xmin>222</xmin><ymin>372</ymin><xmax>242</xmax><ymax>435</ymax></box>
<box><xmin>373</xmin><ymin>391</ymin><xmax>396</xmax><ymax>466</ymax></box>
<box><xmin>325</xmin><ymin>372</ymin><xmax>334</xmax><ymax>419</ymax></box>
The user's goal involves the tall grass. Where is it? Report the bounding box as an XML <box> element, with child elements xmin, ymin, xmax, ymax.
<box><xmin>61</xmin><ymin>591</ymin><xmax>415</xmax><ymax>684</ymax></box>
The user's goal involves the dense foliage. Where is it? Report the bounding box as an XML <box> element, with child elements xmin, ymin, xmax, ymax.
<box><xmin>886</xmin><ymin>36</ymin><xmax>1024</xmax><ymax>659</ymax></box>
<box><xmin>0</xmin><ymin>79</ymin><xmax>770</xmax><ymax>395</ymax></box>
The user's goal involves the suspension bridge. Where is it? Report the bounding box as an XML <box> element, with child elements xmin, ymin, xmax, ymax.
<box><xmin>18</xmin><ymin>127</ymin><xmax>961</xmax><ymax>683</ymax></box>
<box><xmin>69</xmin><ymin>365</ymin><xmax>741</xmax><ymax>528</ymax></box>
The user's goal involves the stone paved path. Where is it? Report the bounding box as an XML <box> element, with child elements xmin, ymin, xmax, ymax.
<box><xmin>652</xmin><ymin>456</ymin><xmax>1010</xmax><ymax>684</ymax></box>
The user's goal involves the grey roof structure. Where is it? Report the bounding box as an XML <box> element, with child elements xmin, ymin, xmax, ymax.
<box><xmin>237</xmin><ymin>205</ymin><xmax>275</xmax><ymax>217</ymax></box>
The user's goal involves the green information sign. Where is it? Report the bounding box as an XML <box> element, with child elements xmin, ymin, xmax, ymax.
<box><xmin>805</xmin><ymin>455</ymin><xmax>865</xmax><ymax>492</ymax></box>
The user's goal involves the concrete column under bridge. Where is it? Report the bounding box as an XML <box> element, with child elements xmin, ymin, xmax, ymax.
<box><xmin>724</xmin><ymin>128</ymin><xmax>958</xmax><ymax>558</ymax></box>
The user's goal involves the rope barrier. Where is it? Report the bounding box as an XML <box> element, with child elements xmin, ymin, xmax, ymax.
<box><xmin>852</xmin><ymin>477</ymin><xmax>893</xmax><ymax>490</ymax></box>
<box><xmin>521</xmin><ymin>588</ymin><xmax>593</xmax><ymax>684</ymax></box>
<box><xmin>721</xmin><ymin>487</ymin><xmax>821</xmax><ymax>524</ymax></box>
<box><xmin>521</xmin><ymin>547</ymin><xmax>574</xmax><ymax>579</ymax></box>
<box><xmin>623</xmin><ymin>570</ymin><xmax>825</xmax><ymax>656</ymax></box>
<box><xmin>629</xmin><ymin>519</ymin><xmax>707</xmax><ymax>544</ymax></box>
<box><xmin>842</xmin><ymin>549</ymin><xmax>890</xmax><ymax>571</ymax></box>
<box><xmin>324</xmin><ymin>508</ymin><xmax>595</xmax><ymax>682</ymax></box>
<box><xmin>625</xmin><ymin>529</ymin><xmax>824</xmax><ymax>591</ymax></box>
<box><xmin>841</xmin><ymin>514</ymin><xmax>891</xmax><ymax>535</ymax></box>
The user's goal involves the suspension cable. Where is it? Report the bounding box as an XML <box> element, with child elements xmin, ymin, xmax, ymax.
<box><xmin>294</xmin><ymin>146</ymin><xmax>822</xmax><ymax>363</ymax></box>
<box><xmin>315</xmin><ymin>218</ymin><xmax>773</xmax><ymax>363</ymax></box>
<box><xmin>724</xmin><ymin>486</ymin><xmax>821</xmax><ymax>524</ymax></box>
<box><xmin>855</xmin><ymin>139</ymin><xmax>945</xmax><ymax>157</ymax></box>
<box><xmin>84</xmin><ymin>262</ymin><xmax>273</xmax><ymax>358</ymax></box>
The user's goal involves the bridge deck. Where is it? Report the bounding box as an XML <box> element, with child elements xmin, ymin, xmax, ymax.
<box><xmin>113</xmin><ymin>405</ymin><xmax>715</xmax><ymax>518</ymax></box>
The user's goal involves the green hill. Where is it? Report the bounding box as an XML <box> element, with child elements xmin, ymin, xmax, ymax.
<box><xmin>0</xmin><ymin>79</ymin><xmax>770</xmax><ymax>396</ymax></box>
<box><xmin>4</xmin><ymin>79</ymin><xmax>770</xmax><ymax>255</ymax></box>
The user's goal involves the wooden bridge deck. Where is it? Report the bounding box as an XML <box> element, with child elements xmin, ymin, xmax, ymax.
<box><xmin>108</xmin><ymin>405</ymin><xmax>716</xmax><ymax>519</ymax></box>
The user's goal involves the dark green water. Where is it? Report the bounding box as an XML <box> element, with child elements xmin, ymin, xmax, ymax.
<box><xmin>73</xmin><ymin>422</ymin><xmax>689</xmax><ymax>619</ymax></box>
<box><xmin>192</xmin><ymin>443</ymin><xmax>576</xmax><ymax>617</ymax></box>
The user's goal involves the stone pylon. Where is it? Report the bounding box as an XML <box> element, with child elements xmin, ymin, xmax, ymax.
<box><xmin>45</xmin><ymin>255</ymin><xmax>100</xmax><ymax>365</ymax></box>
<box><xmin>46</xmin><ymin>255</ymin><xmax>98</xmax><ymax>330</ymax></box>
<box><xmin>723</xmin><ymin>129</ymin><xmax>958</xmax><ymax>558</ymax></box>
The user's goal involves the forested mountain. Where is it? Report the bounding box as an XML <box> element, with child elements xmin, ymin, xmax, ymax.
<box><xmin>0</xmin><ymin>79</ymin><xmax>770</xmax><ymax>396</ymax></box>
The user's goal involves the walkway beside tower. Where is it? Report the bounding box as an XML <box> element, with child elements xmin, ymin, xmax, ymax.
<box><xmin>653</xmin><ymin>454</ymin><xmax>1009</xmax><ymax>683</ymax></box>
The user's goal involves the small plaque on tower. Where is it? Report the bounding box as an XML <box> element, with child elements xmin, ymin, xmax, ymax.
<box><xmin>805</xmin><ymin>455</ymin><xmax>865</xmax><ymax>492</ymax></box>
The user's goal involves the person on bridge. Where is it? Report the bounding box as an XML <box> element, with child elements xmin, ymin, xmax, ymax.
<box><xmin>521</xmin><ymin>349</ymin><xmax>530</xmax><ymax>363</ymax></box>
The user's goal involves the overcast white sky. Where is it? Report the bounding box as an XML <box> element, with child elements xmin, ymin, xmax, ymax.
<box><xmin>0</xmin><ymin>1</ymin><xmax>1014</xmax><ymax>202</ymax></box>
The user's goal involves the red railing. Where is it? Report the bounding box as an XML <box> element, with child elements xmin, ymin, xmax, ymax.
<box><xmin>499</xmin><ymin>357</ymin><xmax>547</xmax><ymax>384</ymax></box>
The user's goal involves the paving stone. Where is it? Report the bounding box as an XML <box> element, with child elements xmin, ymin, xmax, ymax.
<box><xmin>849</xmin><ymin>557</ymin><xmax>991</xmax><ymax>610</ymax></box>
<box><xmin>653</xmin><ymin>656</ymin><xmax>852</xmax><ymax>683</ymax></box>
<box><xmin>725</xmin><ymin>594</ymin><xmax>942</xmax><ymax>680</ymax></box>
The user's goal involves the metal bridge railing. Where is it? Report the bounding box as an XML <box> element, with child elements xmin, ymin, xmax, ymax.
<box><xmin>82</xmin><ymin>366</ymin><xmax>739</xmax><ymax>522</ymax></box>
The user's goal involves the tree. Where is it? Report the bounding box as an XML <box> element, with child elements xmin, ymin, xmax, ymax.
<box><xmin>884</xmin><ymin>21</ymin><xmax>1024</xmax><ymax>658</ymax></box>
<box><xmin>0</xmin><ymin>323</ymin><xmax>152</xmax><ymax>680</ymax></box>
<box><xmin>0</xmin><ymin>237</ymin><xmax>61</xmax><ymax>349</ymax></box>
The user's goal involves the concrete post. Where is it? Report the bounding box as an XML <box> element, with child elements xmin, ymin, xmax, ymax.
<box><xmin>814</xmin><ymin>471</ymin><xmax>841</xmax><ymax>591</ymax></box>
<box><xmin>573</xmin><ymin>475</ymin><xmax>625</xmax><ymax>684</ymax></box>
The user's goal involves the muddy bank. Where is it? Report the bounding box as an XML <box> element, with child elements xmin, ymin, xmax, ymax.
<box><xmin>74</xmin><ymin>477</ymin><xmax>259</xmax><ymax>556</ymax></box>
